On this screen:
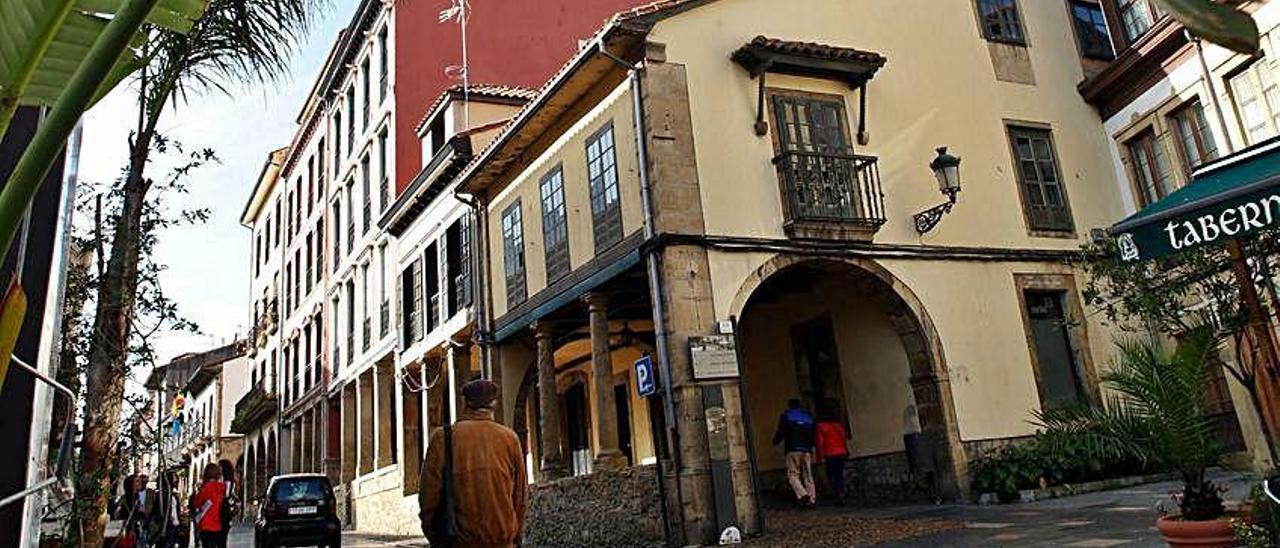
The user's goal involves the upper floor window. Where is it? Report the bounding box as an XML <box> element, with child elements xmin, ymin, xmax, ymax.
<box><xmin>401</xmin><ymin>258</ymin><xmax>423</xmax><ymax>344</ymax></box>
<box><xmin>331</xmin><ymin>199</ymin><xmax>342</xmax><ymax>273</ymax></box>
<box><xmin>1229</xmin><ymin>59</ymin><xmax>1280</xmax><ymax>145</ymax></box>
<box><xmin>361</xmin><ymin>154</ymin><xmax>372</xmax><ymax>235</ymax></box>
<box><xmin>1125</xmin><ymin>128</ymin><xmax>1174</xmax><ymax>207</ymax></box>
<box><xmin>317</xmin><ymin>138</ymin><xmax>327</xmax><ymax>198</ymax></box>
<box><xmin>345</xmin><ymin>86</ymin><xmax>356</xmax><ymax>152</ymax></box>
<box><xmin>1119</xmin><ymin>0</ymin><xmax>1165</xmax><ymax>45</ymax></box>
<box><xmin>361</xmin><ymin>59</ymin><xmax>371</xmax><ymax>129</ymax></box>
<box><xmin>446</xmin><ymin>217</ymin><xmax>471</xmax><ymax>317</ymax></box>
<box><xmin>540</xmin><ymin>167</ymin><xmax>570</xmax><ymax>282</ymax></box>
<box><xmin>331</xmin><ymin>112</ymin><xmax>342</xmax><ymax>176</ymax></box>
<box><xmin>378</xmin><ymin>129</ymin><xmax>390</xmax><ymax>212</ymax></box>
<box><xmin>1008</xmin><ymin>125</ymin><xmax>1074</xmax><ymax>233</ymax></box>
<box><xmin>306</xmin><ymin>156</ymin><xmax>316</xmax><ymax>215</ymax></box>
<box><xmin>977</xmin><ymin>0</ymin><xmax>1026</xmax><ymax>45</ymax></box>
<box><xmin>1169</xmin><ymin>100</ymin><xmax>1219</xmax><ymax>173</ymax></box>
<box><xmin>501</xmin><ymin>201</ymin><xmax>527</xmax><ymax>307</ymax></box>
<box><xmin>1070</xmin><ymin>1</ymin><xmax>1113</xmax><ymax>60</ymax></box>
<box><xmin>378</xmin><ymin>28</ymin><xmax>389</xmax><ymax>103</ymax></box>
<box><xmin>345</xmin><ymin>180</ymin><xmax>355</xmax><ymax>252</ymax></box>
<box><xmin>586</xmin><ymin>124</ymin><xmax>622</xmax><ymax>252</ymax></box>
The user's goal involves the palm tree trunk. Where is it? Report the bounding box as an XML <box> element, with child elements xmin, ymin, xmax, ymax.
<box><xmin>74</xmin><ymin>60</ymin><xmax>179</xmax><ymax>547</ymax></box>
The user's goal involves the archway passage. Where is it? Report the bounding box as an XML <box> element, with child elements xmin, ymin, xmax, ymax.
<box><xmin>736</xmin><ymin>258</ymin><xmax>964</xmax><ymax>503</ymax></box>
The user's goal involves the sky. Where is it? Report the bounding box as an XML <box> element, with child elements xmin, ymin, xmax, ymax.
<box><xmin>77</xmin><ymin>1</ymin><xmax>359</xmax><ymax>366</ymax></box>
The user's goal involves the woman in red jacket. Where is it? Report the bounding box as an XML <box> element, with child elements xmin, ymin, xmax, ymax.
<box><xmin>814</xmin><ymin>406</ymin><xmax>850</xmax><ymax>505</ymax></box>
<box><xmin>191</xmin><ymin>463</ymin><xmax>226</xmax><ymax>548</ymax></box>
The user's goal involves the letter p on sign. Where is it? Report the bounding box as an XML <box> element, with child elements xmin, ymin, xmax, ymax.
<box><xmin>635</xmin><ymin>355</ymin><xmax>657</xmax><ymax>398</ymax></box>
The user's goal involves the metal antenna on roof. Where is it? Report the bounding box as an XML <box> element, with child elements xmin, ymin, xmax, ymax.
<box><xmin>440</xmin><ymin>0</ymin><xmax>472</xmax><ymax>130</ymax></box>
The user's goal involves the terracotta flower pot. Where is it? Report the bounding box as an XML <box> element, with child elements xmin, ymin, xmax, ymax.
<box><xmin>1155</xmin><ymin>515</ymin><xmax>1236</xmax><ymax>548</ymax></box>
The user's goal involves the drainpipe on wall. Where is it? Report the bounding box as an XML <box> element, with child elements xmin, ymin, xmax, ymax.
<box><xmin>454</xmin><ymin>189</ymin><xmax>498</xmax><ymax>420</ymax></box>
<box><xmin>1189</xmin><ymin>31</ymin><xmax>1235</xmax><ymax>156</ymax></box>
<box><xmin>600</xmin><ymin>43</ymin><xmax>684</xmax><ymax>546</ymax></box>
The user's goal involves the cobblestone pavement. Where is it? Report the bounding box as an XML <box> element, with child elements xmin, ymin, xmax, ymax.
<box><xmin>232</xmin><ymin>471</ymin><xmax>1257</xmax><ymax>547</ymax></box>
<box><xmin>866</xmin><ymin>470</ymin><xmax>1254</xmax><ymax>547</ymax></box>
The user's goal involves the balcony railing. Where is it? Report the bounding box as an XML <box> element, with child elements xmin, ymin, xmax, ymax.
<box><xmin>230</xmin><ymin>384</ymin><xmax>278</xmax><ymax>434</ymax></box>
<box><xmin>346</xmin><ymin>330</ymin><xmax>354</xmax><ymax>362</ymax></box>
<box><xmin>379</xmin><ymin>301</ymin><xmax>390</xmax><ymax>338</ymax></box>
<box><xmin>773</xmin><ymin>151</ymin><xmax>885</xmax><ymax>234</ymax></box>
<box><xmin>362</xmin><ymin>317</ymin><xmax>371</xmax><ymax>351</ymax></box>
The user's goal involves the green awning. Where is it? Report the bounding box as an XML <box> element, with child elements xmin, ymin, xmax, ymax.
<box><xmin>1112</xmin><ymin>139</ymin><xmax>1280</xmax><ymax>263</ymax></box>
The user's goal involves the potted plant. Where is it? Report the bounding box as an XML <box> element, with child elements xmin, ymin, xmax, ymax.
<box><xmin>1037</xmin><ymin>325</ymin><xmax>1234</xmax><ymax>547</ymax></box>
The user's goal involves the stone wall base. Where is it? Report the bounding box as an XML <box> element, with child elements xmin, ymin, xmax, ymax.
<box><xmin>524</xmin><ymin>465</ymin><xmax>664</xmax><ymax>548</ymax></box>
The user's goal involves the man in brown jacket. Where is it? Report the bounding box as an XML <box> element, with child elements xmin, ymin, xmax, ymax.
<box><xmin>419</xmin><ymin>379</ymin><xmax>528</xmax><ymax>547</ymax></box>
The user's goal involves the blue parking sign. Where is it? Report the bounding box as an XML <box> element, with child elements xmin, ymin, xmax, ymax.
<box><xmin>634</xmin><ymin>355</ymin><xmax>657</xmax><ymax>398</ymax></box>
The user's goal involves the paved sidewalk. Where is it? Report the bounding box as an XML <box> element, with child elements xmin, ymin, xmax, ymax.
<box><xmin>246</xmin><ymin>471</ymin><xmax>1257</xmax><ymax>547</ymax></box>
<box><xmin>871</xmin><ymin>470</ymin><xmax>1254</xmax><ymax>547</ymax></box>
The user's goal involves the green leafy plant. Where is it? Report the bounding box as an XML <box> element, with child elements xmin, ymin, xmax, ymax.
<box><xmin>1036</xmin><ymin>325</ymin><xmax>1226</xmax><ymax>520</ymax></box>
<box><xmin>970</xmin><ymin>425</ymin><xmax>1165</xmax><ymax>503</ymax></box>
<box><xmin>1230</xmin><ymin>479</ymin><xmax>1280</xmax><ymax>547</ymax></box>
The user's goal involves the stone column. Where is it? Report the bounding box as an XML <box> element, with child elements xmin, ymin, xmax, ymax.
<box><xmin>535</xmin><ymin>321</ymin><xmax>569</xmax><ymax>479</ymax></box>
<box><xmin>585</xmin><ymin>291</ymin><xmax>627</xmax><ymax>471</ymax></box>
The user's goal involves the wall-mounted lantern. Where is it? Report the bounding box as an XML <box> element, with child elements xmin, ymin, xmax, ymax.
<box><xmin>913</xmin><ymin>147</ymin><xmax>962</xmax><ymax>234</ymax></box>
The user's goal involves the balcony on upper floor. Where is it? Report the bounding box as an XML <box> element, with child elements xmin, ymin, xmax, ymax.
<box><xmin>772</xmin><ymin>150</ymin><xmax>886</xmax><ymax>241</ymax></box>
<box><xmin>230</xmin><ymin>384</ymin><xmax>278</xmax><ymax>435</ymax></box>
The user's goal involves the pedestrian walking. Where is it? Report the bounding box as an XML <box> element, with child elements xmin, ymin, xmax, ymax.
<box><xmin>773</xmin><ymin>399</ymin><xmax>817</xmax><ymax>507</ymax></box>
<box><xmin>116</xmin><ymin>474</ymin><xmax>161</xmax><ymax>547</ymax></box>
<box><xmin>191</xmin><ymin>463</ymin><xmax>227</xmax><ymax>548</ymax></box>
<box><xmin>216</xmin><ymin>459</ymin><xmax>239</xmax><ymax>546</ymax></box>
<box><xmin>418</xmin><ymin>379</ymin><xmax>527</xmax><ymax>548</ymax></box>
<box><xmin>814</xmin><ymin>404</ymin><xmax>850</xmax><ymax>505</ymax></box>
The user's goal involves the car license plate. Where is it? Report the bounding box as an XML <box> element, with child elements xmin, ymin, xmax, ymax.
<box><xmin>287</xmin><ymin>506</ymin><xmax>317</xmax><ymax>516</ymax></box>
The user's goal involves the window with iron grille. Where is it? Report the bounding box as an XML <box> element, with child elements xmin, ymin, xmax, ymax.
<box><xmin>501</xmin><ymin>201</ymin><xmax>526</xmax><ymax>306</ymax></box>
<box><xmin>361</xmin><ymin>261</ymin><xmax>371</xmax><ymax>351</ymax></box>
<box><xmin>316</xmin><ymin>219</ymin><xmax>325</xmax><ymax>284</ymax></box>
<box><xmin>331</xmin><ymin>200</ymin><xmax>341</xmax><ymax>273</ymax></box>
<box><xmin>345</xmin><ymin>86</ymin><xmax>355</xmax><ymax>153</ymax></box>
<box><xmin>361</xmin><ymin>155</ymin><xmax>372</xmax><ymax>234</ymax></box>
<box><xmin>1126</xmin><ymin>129</ymin><xmax>1175</xmax><ymax>207</ymax></box>
<box><xmin>400</xmin><ymin>262</ymin><xmax>420</xmax><ymax>345</ymax></box>
<box><xmin>1169</xmin><ymin>100</ymin><xmax>1219</xmax><ymax>174</ymax></box>
<box><xmin>1008</xmin><ymin>126</ymin><xmax>1074</xmax><ymax>232</ymax></box>
<box><xmin>976</xmin><ymin>0</ymin><xmax>1025</xmax><ymax>44</ymax></box>
<box><xmin>331</xmin><ymin>296</ymin><xmax>341</xmax><ymax>369</ymax></box>
<box><xmin>586</xmin><ymin>124</ymin><xmax>622</xmax><ymax>252</ymax></box>
<box><xmin>306</xmin><ymin>156</ymin><xmax>315</xmax><ymax>215</ymax></box>
<box><xmin>446</xmin><ymin>218</ymin><xmax>469</xmax><ymax>317</ymax></box>
<box><xmin>346</xmin><ymin>279</ymin><xmax>355</xmax><ymax>362</ymax></box>
<box><xmin>317</xmin><ymin>138</ymin><xmax>327</xmax><ymax>199</ymax></box>
<box><xmin>540</xmin><ymin>167</ymin><xmax>570</xmax><ymax>282</ymax></box>
<box><xmin>1070</xmin><ymin>1</ymin><xmax>1112</xmax><ymax>60</ymax></box>
<box><xmin>304</xmin><ymin>233</ymin><xmax>313</xmax><ymax>294</ymax></box>
<box><xmin>1118</xmin><ymin>0</ymin><xmax>1165</xmax><ymax>45</ymax></box>
<box><xmin>345</xmin><ymin>180</ymin><xmax>355</xmax><ymax>252</ymax></box>
<box><xmin>312</xmin><ymin>314</ymin><xmax>322</xmax><ymax>385</ymax></box>
<box><xmin>332</xmin><ymin>113</ymin><xmax>342</xmax><ymax>175</ymax></box>
<box><xmin>378</xmin><ymin>28</ymin><xmax>388</xmax><ymax>104</ymax></box>
<box><xmin>378</xmin><ymin>129</ymin><xmax>389</xmax><ymax>212</ymax></box>
<box><xmin>361</xmin><ymin>59</ymin><xmax>370</xmax><ymax>129</ymax></box>
<box><xmin>425</xmin><ymin>242</ymin><xmax>440</xmax><ymax>334</ymax></box>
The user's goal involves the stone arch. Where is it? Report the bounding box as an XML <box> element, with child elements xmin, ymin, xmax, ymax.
<box><xmin>729</xmin><ymin>254</ymin><xmax>968</xmax><ymax>499</ymax></box>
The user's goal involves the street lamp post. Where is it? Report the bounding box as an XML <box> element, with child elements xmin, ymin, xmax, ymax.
<box><xmin>913</xmin><ymin>147</ymin><xmax>962</xmax><ymax>234</ymax></box>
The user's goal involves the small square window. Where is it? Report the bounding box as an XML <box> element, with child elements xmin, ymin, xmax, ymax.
<box><xmin>977</xmin><ymin>0</ymin><xmax>1026</xmax><ymax>45</ymax></box>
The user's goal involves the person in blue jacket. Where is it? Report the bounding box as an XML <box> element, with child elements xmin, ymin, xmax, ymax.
<box><xmin>773</xmin><ymin>399</ymin><xmax>817</xmax><ymax>507</ymax></box>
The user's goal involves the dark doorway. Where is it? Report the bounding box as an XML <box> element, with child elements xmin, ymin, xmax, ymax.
<box><xmin>564</xmin><ymin>382</ymin><xmax>591</xmax><ymax>476</ymax></box>
<box><xmin>614</xmin><ymin>383</ymin><xmax>633</xmax><ymax>464</ymax></box>
<box><xmin>790</xmin><ymin>315</ymin><xmax>848</xmax><ymax>421</ymax></box>
<box><xmin>1025</xmin><ymin>290</ymin><xmax>1087</xmax><ymax>409</ymax></box>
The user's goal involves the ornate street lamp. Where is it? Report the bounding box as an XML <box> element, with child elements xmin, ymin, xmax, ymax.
<box><xmin>913</xmin><ymin>147</ymin><xmax>962</xmax><ymax>234</ymax></box>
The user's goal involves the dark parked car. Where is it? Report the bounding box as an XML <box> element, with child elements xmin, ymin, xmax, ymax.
<box><xmin>255</xmin><ymin>473</ymin><xmax>341</xmax><ymax>547</ymax></box>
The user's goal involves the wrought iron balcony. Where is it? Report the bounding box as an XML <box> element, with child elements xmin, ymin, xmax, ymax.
<box><xmin>362</xmin><ymin>317</ymin><xmax>371</xmax><ymax>351</ymax></box>
<box><xmin>773</xmin><ymin>151</ymin><xmax>885</xmax><ymax>240</ymax></box>
<box><xmin>379</xmin><ymin>301</ymin><xmax>390</xmax><ymax>338</ymax></box>
<box><xmin>230</xmin><ymin>384</ymin><xmax>278</xmax><ymax>434</ymax></box>
<box><xmin>346</xmin><ymin>330</ymin><xmax>354</xmax><ymax>362</ymax></box>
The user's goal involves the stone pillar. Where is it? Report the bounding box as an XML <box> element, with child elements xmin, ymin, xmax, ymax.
<box><xmin>535</xmin><ymin>321</ymin><xmax>569</xmax><ymax>480</ymax></box>
<box><xmin>586</xmin><ymin>292</ymin><xmax>627</xmax><ymax>471</ymax></box>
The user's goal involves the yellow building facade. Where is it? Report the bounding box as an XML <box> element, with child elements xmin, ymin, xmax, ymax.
<box><xmin>456</xmin><ymin>0</ymin><xmax>1155</xmax><ymax>543</ymax></box>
